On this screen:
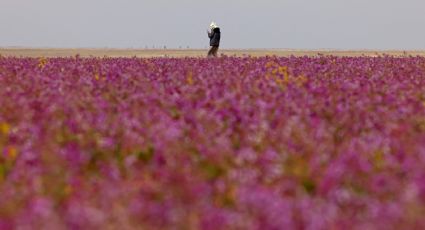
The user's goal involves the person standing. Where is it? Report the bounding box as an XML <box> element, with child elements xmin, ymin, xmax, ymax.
<box><xmin>207</xmin><ymin>22</ymin><xmax>221</xmax><ymax>57</ymax></box>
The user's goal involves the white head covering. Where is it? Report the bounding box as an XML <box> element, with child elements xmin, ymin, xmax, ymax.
<box><xmin>210</xmin><ymin>21</ymin><xmax>218</xmax><ymax>30</ymax></box>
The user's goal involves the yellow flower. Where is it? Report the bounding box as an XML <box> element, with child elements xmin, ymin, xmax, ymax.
<box><xmin>265</xmin><ymin>61</ymin><xmax>279</xmax><ymax>68</ymax></box>
<box><xmin>296</xmin><ymin>74</ymin><xmax>308</xmax><ymax>86</ymax></box>
<box><xmin>6</xmin><ymin>146</ymin><xmax>18</xmax><ymax>160</ymax></box>
<box><xmin>38</xmin><ymin>57</ymin><xmax>48</xmax><ymax>68</ymax></box>
<box><xmin>186</xmin><ymin>71</ymin><xmax>193</xmax><ymax>85</ymax></box>
<box><xmin>63</xmin><ymin>184</ymin><xmax>73</xmax><ymax>196</ymax></box>
<box><xmin>372</xmin><ymin>149</ymin><xmax>385</xmax><ymax>170</ymax></box>
<box><xmin>0</xmin><ymin>122</ymin><xmax>10</xmax><ymax>135</ymax></box>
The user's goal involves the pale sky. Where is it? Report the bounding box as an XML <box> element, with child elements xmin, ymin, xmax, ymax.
<box><xmin>1</xmin><ymin>0</ymin><xmax>424</xmax><ymax>49</ymax></box>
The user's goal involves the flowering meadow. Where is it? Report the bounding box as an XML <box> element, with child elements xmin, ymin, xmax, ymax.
<box><xmin>0</xmin><ymin>55</ymin><xmax>424</xmax><ymax>229</ymax></box>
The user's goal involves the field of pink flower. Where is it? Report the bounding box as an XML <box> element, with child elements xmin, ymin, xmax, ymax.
<box><xmin>0</xmin><ymin>55</ymin><xmax>424</xmax><ymax>229</ymax></box>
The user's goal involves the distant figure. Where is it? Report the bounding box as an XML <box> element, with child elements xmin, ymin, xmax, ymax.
<box><xmin>207</xmin><ymin>22</ymin><xmax>221</xmax><ymax>57</ymax></box>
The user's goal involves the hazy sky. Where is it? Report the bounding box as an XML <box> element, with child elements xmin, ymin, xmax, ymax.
<box><xmin>1</xmin><ymin>0</ymin><xmax>424</xmax><ymax>49</ymax></box>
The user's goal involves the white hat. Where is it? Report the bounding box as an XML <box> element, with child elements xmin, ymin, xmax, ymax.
<box><xmin>210</xmin><ymin>21</ymin><xmax>218</xmax><ymax>30</ymax></box>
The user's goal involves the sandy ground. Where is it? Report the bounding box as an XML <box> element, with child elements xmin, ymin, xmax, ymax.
<box><xmin>1</xmin><ymin>48</ymin><xmax>425</xmax><ymax>58</ymax></box>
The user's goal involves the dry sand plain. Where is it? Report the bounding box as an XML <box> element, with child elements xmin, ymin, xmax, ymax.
<box><xmin>1</xmin><ymin>48</ymin><xmax>425</xmax><ymax>58</ymax></box>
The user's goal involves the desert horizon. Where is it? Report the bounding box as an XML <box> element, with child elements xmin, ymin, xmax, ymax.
<box><xmin>2</xmin><ymin>47</ymin><xmax>425</xmax><ymax>58</ymax></box>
